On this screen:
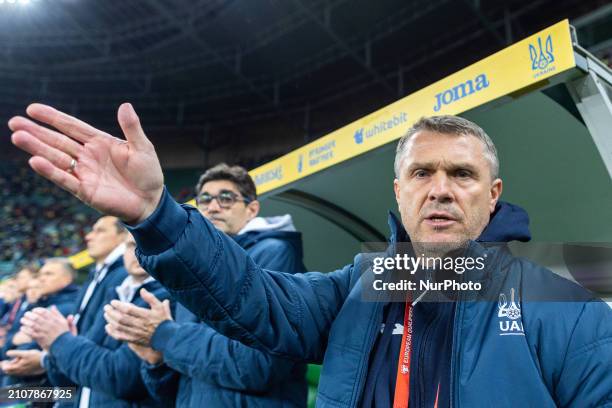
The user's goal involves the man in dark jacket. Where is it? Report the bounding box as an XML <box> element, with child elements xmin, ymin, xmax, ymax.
<box><xmin>9</xmin><ymin>104</ymin><xmax>612</xmax><ymax>407</ymax></box>
<box><xmin>0</xmin><ymin>277</ymin><xmax>22</xmax><ymax>348</ymax></box>
<box><xmin>10</xmin><ymin>215</ymin><xmax>128</xmax><ymax>406</ymax></box>
<box><xmin>0</xmin><ymin>258</ymin><xmax>79</xmax><ymax>386</ymax></box>
<box><xmin>0</xmin><ymin>265</ymin><xmax>38</xmax><ymax>351</ymax></box>
<box><xmin>105</xmin><ymin>164</ymin><xmax>307</xmax><ymax>407</ymax></box>
<box><xmin>22</xmin><ymin>233</ymin><xmax>169</xmax><ymax>407</ymax></box>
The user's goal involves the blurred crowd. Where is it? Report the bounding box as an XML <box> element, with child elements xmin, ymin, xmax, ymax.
<box><xmin>0</xmin><ymin>164</ymin><xmax>98</xmax><ymax>268</ymax></box>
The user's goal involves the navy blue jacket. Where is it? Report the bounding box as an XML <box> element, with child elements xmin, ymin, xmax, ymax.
<box><xmin>360</xmin><ymin>206</ymin><xmax>531</xmax><ymax>407</ymax></box>
<box><xmin>1</xmin><ymin>296</ymin><xmax>32</xmax><ymax>360</ymax></box>
<box><xmin>44</xmin><ymin>256</ymin><xmax>127</xmax><ymax>404</ymax></box>
<box><xmin>48</xmin><ymin>279</ymin><xmax>170</xmax><ymax>407</ymax></box>
<box><xmin>142</xmin><ymin>215</ymin><xmax>308</xmax><ymax>407</ymax></box>
<box><xmin>130</xmin><ymin>189</ymin><xmax>612</xmax><ymax>408</ymax></box>
<box><xmin>1</xmin><ymin>283</ymin><xmax>80</xmax><ymax>387</ymax></box>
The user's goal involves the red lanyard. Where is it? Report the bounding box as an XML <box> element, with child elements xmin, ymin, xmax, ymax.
<box><xmin>393</xmin><ymin>301</ymin><xmax>440</xmax><ymax>408</ymax></box>
<box><xmin>393</xmin><ymin>301</ymin><xmax>413</xmax><ymax>408</ymax></box>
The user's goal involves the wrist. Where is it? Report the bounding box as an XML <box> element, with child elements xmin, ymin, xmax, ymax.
<box><xmin>130</xmin><ymin>187</ymin><xmax>164</xmax><ymax>225</ymax></box>
<box><xmin>39</xmin><ymin>351</ymin><xmax>48</xmax><ymax>368</ymax></box>
<box><xmin>50</xmin><ymin>329</ymin><xmax>69</xmax><ymax>344</ymax></box>
<box><xmin>47</xmin><ymin>330</ymin><xmax>70</xmax><ymax>351</ymax></box>
<box><xmin>146</xmin><ymin>351</ymin><xmax>163</xmax><ymax>365</ymax></box>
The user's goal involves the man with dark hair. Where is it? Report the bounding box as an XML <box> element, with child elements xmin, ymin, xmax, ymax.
<box><xmin>9</xmin><ymin>103</ymin><xmax>611</xmax><ymax>407</ymax></box>
<box><xmin>104</xmin><ymin>163</ymin><xmax>308</xmax><ymax>407</ymax></box>
<box><xmin>196</xmin><ymin>163</ymin><xmax>257</xmax><ymax>204</ymax></box>
<box><xmin>194</xmin><ymin>163</ymin><xmax>260</xmax><ymax>236</ymax></box>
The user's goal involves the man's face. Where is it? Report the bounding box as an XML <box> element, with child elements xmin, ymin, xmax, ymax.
<box><xmin>2</xmin><ymin>280</ymin><xmax>19</xmax><ymax>302</ymax></box>
<box><xmin>15</xmin><ymin>269</ymin><xmax>34</xmax><ymax>293</ymax></box>
<box><xmin>37</xmin><ymin>262</ymin><xmax>72</xmax><ymax>297</ymax></box>
<box><xmin>26</xmin><ymin>278</ymin><xmax>41</xmax><ymax>303</ymax></box>
<box><xmin>85</xmin><ymin>216</ymin><xmax>126</xmax><ymax>261</ymax></box>
<box><xmin>394</xmin><ymin>130</ymin><xmax>502</xmax><ymax>247</ymax></box>
<box><xmin>123</xmin><ymin>234</ymin><xmax>149</xmax><ymax>280</ymax></box>
<box><xmin>197</xmin><ymin>180</ymin><xmax>259</xmax><ymax>235</ymax></box>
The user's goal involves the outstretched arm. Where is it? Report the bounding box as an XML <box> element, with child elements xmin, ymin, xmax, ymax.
<box><xmin>129</xmin><ymin>192</ymin><xmax>352</xmax><ymax>361</ymax></box>
<box><xmin>9</xmin><ymin>104</ymin><xmax>352</xmax><ymax>361</ymax></box>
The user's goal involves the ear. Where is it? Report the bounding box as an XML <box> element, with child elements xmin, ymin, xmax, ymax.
<box><xmin>489</xmin><ymin>178</ymin><xmax>503</xmax><ymax>213</ymax></box>
<box><xmin>393</xmin><ymin>178</ymin><xmax>405</xmax><ymax>214</ymax></box>
<box><xmin>246</xmin><ymin>200</ymin><xmax>260</xmax><ymax>220</ymax></box>
<box><xmin>393</xmin><ymin>178</ymin><xmax>401</xmax><ymax>208</ymax></box>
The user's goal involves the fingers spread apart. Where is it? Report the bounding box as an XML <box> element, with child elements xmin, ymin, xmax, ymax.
<box><xmin>8</xmin><ymin>116</ymin><xmax>83</xmax><ymax>158</ymax></box>
<box><xmin>28</xmin><ymin>156</ymin><xmax>80</xmax><ymax>196</ymax></box>
<box><xmin>26</xmin><ymin>103</ymin><xmax>109</xmax><ymax>144</ymax></box>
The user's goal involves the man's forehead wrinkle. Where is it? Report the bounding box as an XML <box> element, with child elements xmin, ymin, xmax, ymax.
<box><xmin>409</xmin><ymin>131</ymin><xmax>484</xmax><ymax>152</ymax></box>
<box><xmin>405</xmin><ymin>159</ymin><xmax>480</xmax><ymax>174</ymax></box>
<box><xmin>404</xmin><ymin>138</ymin><xmax>485</xmax><ymax>166</ymax></box>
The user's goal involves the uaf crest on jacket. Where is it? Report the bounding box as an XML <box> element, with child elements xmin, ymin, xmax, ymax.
<box><xmin>498</xmin><ymin>288</ymin><xmax>524</xmax><ymax>336</ymax></box>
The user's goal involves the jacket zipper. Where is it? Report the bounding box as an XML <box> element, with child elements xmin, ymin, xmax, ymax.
<box><xmin>417</xmin><ymin>311</ymin><xmax>438</xmax><ymax>408</ymax></box>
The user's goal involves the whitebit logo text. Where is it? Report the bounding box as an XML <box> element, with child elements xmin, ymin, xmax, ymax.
<box><xmin>353</xmin><ymin>112</ymin><xmax>408</xmax><ymax>145</ymax></box>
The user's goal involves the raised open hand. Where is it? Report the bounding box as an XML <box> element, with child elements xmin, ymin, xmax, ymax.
<box><xmin>9</xmin><ymin>103</ymin><xmax>164</xmax><ymax>224</ymax></box>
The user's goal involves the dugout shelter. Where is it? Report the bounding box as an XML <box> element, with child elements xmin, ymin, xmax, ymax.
<box><xmin>250</xmin><ymin>20</ymin><xmax>612</xmax><ymax>298</ymax></box>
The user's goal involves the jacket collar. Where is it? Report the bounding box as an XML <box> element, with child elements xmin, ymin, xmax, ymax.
<box><xmin>387</xmin><ymin>200</ymin><xmax>531</xmax><ymax>245</ymax></box>
<box><xmin>384</xmin><ymin>201</ymin><xmax>531</xmax><ymax>301</ymax></box>
<box><xmin>95</xmin><ymin>243</ymin><xmax>126</xmax><ymax>273</ymax></box>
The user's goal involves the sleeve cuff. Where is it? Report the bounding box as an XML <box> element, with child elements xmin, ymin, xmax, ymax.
<box><xmin>49</xmin><ymin>331</ymin><xmax>79</xmax><ymax>366</ymax></box>
<box><xmin>151</xmin><ymin>320</ymin><xmax>181</xmax><ymax>352</ymax></box>
<box><xmin>124</xmin><ymin>187</ymin><xmax>190</xmax><ymax>256</ymax></box>
<box><xmin>143</xmin><ymin>360</ymin><xmax>167</xmax><ymax>370</ymax></box>
<box><xmin>39</xmin><ymin>351</ymin><xmax>48</xmax><ymax>369</ymax></box>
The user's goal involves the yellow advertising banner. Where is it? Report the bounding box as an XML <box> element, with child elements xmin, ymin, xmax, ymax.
<box><xmin>68</xmin><ymin>20</ymin><xmax>575</xmax><ymax>269</ymax></box>
<box><xmin>248</xmin><ymin>20</ymin><xmax>576</xmax><ymax>195</ymax></box>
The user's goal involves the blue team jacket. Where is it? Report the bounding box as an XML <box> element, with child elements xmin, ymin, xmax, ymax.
<box><xmin>0</xmin><ymin>283</ymin><xmax>80</xmax><ymax>387</ymax></box>
<box><xmin>47</xmin><ymin>279</ymin><xmax>170</xmax><ymax>407</ymax></box>
<box><xmin>130</xmin><ymin>188</ymin><xmax>612</xmax><ymax>407</ymax></box>
<box><xmin>141</xmin><ymin>214</ymin><xmax>308</xmax><ymax>407</ymax></box>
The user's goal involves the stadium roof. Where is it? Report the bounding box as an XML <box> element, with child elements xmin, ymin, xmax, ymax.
<box><xmin>0</xmin><ymin>0</ymin><xmax>609</xmax><ymax>162</ymax></box>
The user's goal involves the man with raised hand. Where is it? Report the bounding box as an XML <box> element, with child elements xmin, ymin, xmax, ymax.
<box><xmin>9</xmin><ymin>103</ymin><xmax>612</xmax><ymax>407</ymax></box>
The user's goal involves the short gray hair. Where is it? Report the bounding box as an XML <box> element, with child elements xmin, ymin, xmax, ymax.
<box><xmin>394</xmin><ymin>115</ymin><xmax>499</xmax><ymax>180</ymax></box>
<box><xmin>44</xmin><ymin>257</ymin><xmax>76</xmax><ymax>278</ymax></box>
